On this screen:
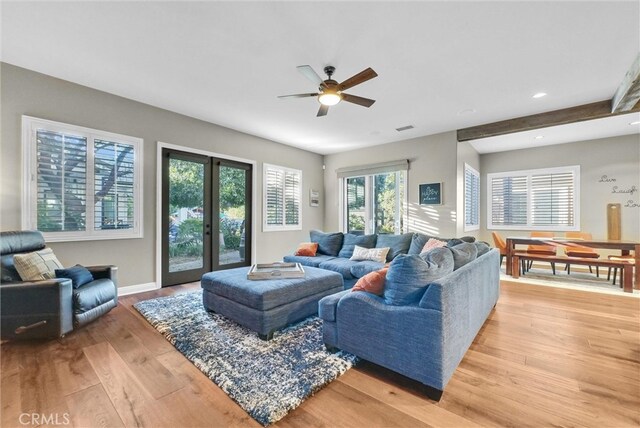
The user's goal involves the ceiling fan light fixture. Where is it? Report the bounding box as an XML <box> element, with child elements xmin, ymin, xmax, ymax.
<box><xmin>318</xmin><ymin>92</ymin><xmax>342</xmax><ymax>106</ymax></box>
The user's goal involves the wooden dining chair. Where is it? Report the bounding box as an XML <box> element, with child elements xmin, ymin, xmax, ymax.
<box><xmin>563</xmin><ymin>232</ymin><xmax>600</xmax><ymax>277</ymax></box>
<box><xmin>522</xmin><ymin>231</ymin><xmax>557</xmax><ymax>274</ymax></box>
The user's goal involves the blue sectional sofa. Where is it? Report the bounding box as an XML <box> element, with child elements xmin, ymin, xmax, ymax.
<box><xmin>284</xmin><ymin>230</ymin><xmax>479</xmax><ymax>288</ymax></box>
<box><xmin>319</xmin><ymin>247</ymin><xmax>500</xmax><ymax>400</ymax></box>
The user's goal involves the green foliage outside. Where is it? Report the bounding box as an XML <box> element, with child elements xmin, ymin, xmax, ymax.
<box><xmin>169</xmin><ymin>218</ymin><xmax>204</xmax><ymax>257</ymax></box>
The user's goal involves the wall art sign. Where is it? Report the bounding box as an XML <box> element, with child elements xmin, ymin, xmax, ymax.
<box><xmin>419</xmin><ymin>182</ymin><xmax>442</xmax><ymax>205</ymax></box>
<box><xmin>310</xmin><ymin>189</ymin><xmax>320</xmax><ymax>207</ymax></box>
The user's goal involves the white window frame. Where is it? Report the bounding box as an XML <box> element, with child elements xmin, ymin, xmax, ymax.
<box><xmin>22</xmin><ymin>116</ymin><xmax>143</xmax><ymax>242</ymax></box>
<box><xmin>487</xmin><ymin>165</ymin><xmax>580</xmax><ymax>231</ymax></box>
<box><xmin>464</xmin><ymin>163</ymin><xmax>480</xmax><ymax>232</ymax></box>
<box><xmin>263</xmin><ymin>163</ymin><xmax>302</xmax><ymax>232</ymax></box>
<box><xmin>340</xmin><ymin>170</ymin><xmax>408</xmax><ymax>235</ymax></box>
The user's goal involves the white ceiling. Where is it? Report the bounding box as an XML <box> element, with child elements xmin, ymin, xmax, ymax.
<box><xmin>1</xmin><ymin>1</ymin><xmax>639</xmax><ymax>155</ymax></box>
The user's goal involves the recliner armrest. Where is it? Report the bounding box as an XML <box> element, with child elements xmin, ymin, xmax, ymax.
<box><xmin>0</xmin><ymin>278</ymin><xmax>72</xmax><ymax>291</ymax></box>
<box><xmin>86</xmin><ymin>265</ymin><xmax>118</xmax><ymax>287</ymax></box>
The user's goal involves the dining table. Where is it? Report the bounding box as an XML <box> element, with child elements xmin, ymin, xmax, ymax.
<box><xmin>505</xmin><ymin>237</ymin><xmax>639</xmax><ymax>293</ymax></box>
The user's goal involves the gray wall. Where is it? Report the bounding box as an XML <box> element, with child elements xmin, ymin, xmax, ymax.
<box><xmin>323</xmin><ymin>131</ymin><xmax>461</xmax><ymax>238</ymax></box>
<box><xmin>1</xmin><ymin>63</ymin><xmax>325</xmax><ymax>287</ymax></box>
<box><xmin>479</xmin><ymin>134</ymin><xmax>640</xmax><ymax>243</ymax></box>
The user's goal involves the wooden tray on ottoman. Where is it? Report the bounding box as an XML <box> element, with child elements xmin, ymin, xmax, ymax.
<box><xmin>247</xmin><ymin>262</ymin><xmax>305</xmax><ymax>280</ymax></box>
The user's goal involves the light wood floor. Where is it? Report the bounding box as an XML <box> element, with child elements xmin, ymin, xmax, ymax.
<box><xmin>2</xmin><ymin>281</ymin><xmax>639</xmax><ymax>428</ymax></box>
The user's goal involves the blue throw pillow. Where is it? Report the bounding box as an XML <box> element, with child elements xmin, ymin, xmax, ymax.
<box><xmin>55</xmin><ymin>264</ymin><xmax>94</xmax><ymax>289</ymax></box>
<box><xmin>408</xmin><ymin>233</ymin><xmax>427</xmax><ymax>255</ymax></box>
<box><xmin>338</xmin><ymin>233</ymin><xmax>377</xmax><ymax>258</ymax></box>
<box><xmin>310</xmin><ymin>230</ymin><xmax>344</xmax><ymax>257</ymax></box>
<box><xmin>384</xmin><ymin>250</ymin><xmax>454</xmax><ymax>306</ymax></box>
<box><xmin>376</xmin><ymin>233</ymin><xmax>413</xmax><ymax>262</ymax></box>
<box><xmin>448</xmin><ymin>242</ymin><xmax>478</xmax><ymax>270</ymax></box>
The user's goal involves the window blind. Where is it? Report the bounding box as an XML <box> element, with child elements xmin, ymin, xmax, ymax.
<box><xmin>94</xmin><ymin>140</ymin><xmax>135</xmax><ymax>230</ymax></box>
<box><xmin>487</xmin><ymin>165</ymin><xmax>579</xmax><ymax>230</ymax></box>
<box><xmin>464</xmin><ymin>164</ymin><xmax>480</xmax><ymax>229</ymax></box>
<box><xmin>36</xmin><ymin>130</ymin><xmax>87</xmax><ymax>232</ymax></box>
<box><xmin>264</xmin><ymin>164</ymin><xmax>301</xmax><ymax>230</ymax></box>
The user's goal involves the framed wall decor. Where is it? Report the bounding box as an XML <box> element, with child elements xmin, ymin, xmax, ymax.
<box><xmin>310</xmin><ymin>189</ymin><xmax>320</xmax><ymax>207</ymax></box>
<box><xmin>419</xmin><ymin>182</ymin><xmax>442</xmax><ymax>205</ymax></box>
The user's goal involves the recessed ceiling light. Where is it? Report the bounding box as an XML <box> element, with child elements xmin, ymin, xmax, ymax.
<box><xmin>532</xmin><ymin>92</ymin><xmax>547</xmax><ymax>99</ymax></box>
<box><xmin>630</xmin><ymin>120</ymin><xmax>640</xmax><ymax>126</ymax></box>
<box><xmin>457</xmin><ymin>108</ymin><xmax>476</xmax><ymax>115</ymax></box>
<box><xmin>534</xmin><ymin>135</ymin><xmax>544</xmax><ymax>140</ymax></box>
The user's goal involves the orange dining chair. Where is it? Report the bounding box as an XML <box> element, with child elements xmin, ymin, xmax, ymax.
<box><xmin>607</xmin><ymin>254</ymin><xmax>635</xmax><ymax>286</ymax></box>
<box><xmin>563</xmin><ymin>232</ymin><xmax>600</xmax><ymax>277</ymax></box>
<box><xmin>526</xmin><ymin>231</ymin><xmax>557</xmax><ymax>274</ymax></box>
<box><xmin>491</xmin><ymin>232</ymin><xmax>507</xmax><ymax>267</ymax></box>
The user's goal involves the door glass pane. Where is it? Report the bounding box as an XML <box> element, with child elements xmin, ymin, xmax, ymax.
<box><xmin>168</xmin><ymin>158</ymin><xmax>205</xmax><ymax>273</ymax></box>
<box><xmin>374</xmin><ymin>172</ymin><xmax>403</xmax><ymax>234</ymax></box>
<box><xmin>346</xmin><ymin>177</ymin><xmax>366</xmax><ymax>235</ymax></box>
<box><xmin>219</xmin><ymin>166</ymin><xmax>246</xmax><ymax>265</ymax></box>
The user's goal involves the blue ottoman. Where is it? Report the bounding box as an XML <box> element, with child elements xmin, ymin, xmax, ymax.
<box><xmin>201</xmin><ymin>266</ymin><xmax>343</xmax><ymax>340</ymax></box>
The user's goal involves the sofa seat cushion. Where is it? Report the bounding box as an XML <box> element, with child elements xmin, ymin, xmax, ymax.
<box><xmin>350</xmin><ymin>260</ymin><xmax>386</xmax><ymax>278</ymax></box>
<box><xmin>73</xmin><ymin>278</ymin><xmax>117</xmax><ymax>314</ymax></box>
<box><xmin>376</xmin><ymin>233</ymin><xmax>414</xmax><ymax>262</ymax></box>
<box><xmin>310</xmin><ymin>230</ymin><xmax>344</xmax><ymax>257</ymax></box>
<box><xmin>384</xmin><ymin>249</ymin><xmax>454</xmax><ymax>305</ymax></box>
<box><xmin>283</xmin><ymin>254</ymin><xmax>336</xmax><ymax>267</ymax></box>
<box><xmin>201</xmin><ymin>266</ymin><xmax>343</xmax><ymax>311</ymax></box>
<box><xmin>318</xmin><ymin>258</ymin><xmax>364</xmax><ymax>280</ymax></box>
<box><xmin>339</xmin><ymin>234</ymin><xmax>377</xmax><ymax>259</ymax></box>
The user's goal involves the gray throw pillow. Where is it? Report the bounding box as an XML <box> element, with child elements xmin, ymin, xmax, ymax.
<box><xmin>339</xmin><ymin>233</ymin><xmax>377</xmax><ymax>258</ymax></box>
<box><xmin>310</xmin><ymin>230</ymin><xmax>344</xmax><ymax>257</ymax></box>
<box><xmin>448</xmin><ymin>242</ymin><xmax>478</xmax><ymax>270</ymax></box>
<box><xmin>384</xmin><ymin>250</ymin><xmax>454</xmax><ymax>305</ymax></box>
<box><xmin>376</xmin><ymin>233</ymin><xmax>413</xmax><ymax>262</ymax></box>
<box><xmin>474</xmin><ymin>241</ymin><xmax>491</xmax><ymax>257</ymax></box>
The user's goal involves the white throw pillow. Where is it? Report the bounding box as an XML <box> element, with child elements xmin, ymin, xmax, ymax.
<box><xmin>350</xmin><ymin>245</ymin><xmax>390</xmax><ymax>263</ymax></box>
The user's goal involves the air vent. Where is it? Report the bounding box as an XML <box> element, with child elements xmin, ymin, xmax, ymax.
<box><xmin>395</xmin><ymin>125</ymin><xmax>414</xmax><ymax>132</ymax></box>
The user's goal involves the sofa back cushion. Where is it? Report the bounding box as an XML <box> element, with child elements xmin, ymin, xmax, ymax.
<box><xmin>384</xmin><ymin>249</ymin><xmax>454</xmax><ymax>305</ymax></box>
<box><xmin>448</xmin><ymin>242</ymin><xmax>478</xmax><ymax>270</ymax></box>
<box><xmin>339</xmin><ymin>233</ymin><xmax>377</xmax><ymax>258</ymax></box>
<box><xmin>376</xmin><ymin>233</ymin><xmax>413</xmax><ymax>262</ymax></box>
<box><xmin>474</xmin><ymin>241</ymin><xmax>491</xmax><ymax>257</ymax></box>
<box><xmin>310</xmin><ymin>230</ymin><xmax>344</xmax><ymax>257</ymax></box>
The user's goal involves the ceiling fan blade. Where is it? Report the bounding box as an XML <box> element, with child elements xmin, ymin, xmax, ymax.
<box><xmin>297</xmin><ymin>65</ymin><xmax>326</xmax><ymax>88</ymax></box>
<box><xmin>277</xmin><ymin>93</ymin><xmax>318</xmax><ymax>99</ymax></box>
<box><xmin>342</xmin><ymin>93</ymin><xmax>376</xmax><ymax>108</ymax></box>
<box><xmin>317</xmin><ymin>104</ymin><xmax>329</xmax><ymax>117</ymax></box>
<box><xmin>338</xmin><ymin>67</ymin><xmax>378</xmax><ymax>91</ymax></box>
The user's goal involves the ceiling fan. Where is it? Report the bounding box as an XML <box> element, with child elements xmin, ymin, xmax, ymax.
<box><xmin>278</xmin><ymin>65</ymin><xmax>378</xmax><ymax>117</ymax></box>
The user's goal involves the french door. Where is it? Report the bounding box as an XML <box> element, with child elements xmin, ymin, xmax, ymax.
<box><xmin>161</xmin><ymin>148</ymin><xmax>252</xmax><ymax>287</ymax></box>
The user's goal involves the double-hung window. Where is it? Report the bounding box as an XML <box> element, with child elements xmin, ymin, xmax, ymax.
<box><xmin>487</xmin><ymin>165</ymin><xmax>580</xmax><ymax>231</ymax></box>
<box><xmin>263</xmin><ymin>163</ymin><xmax>302</xmax><ymax>231</ymax></box>
<box><xmin>22</xmin><ymin>116</ymin><xmax>143</xmax><ymax>241</ymax></box>
<box><xmin>464</xmin><ymin>163</ymin><xmax>480</xmax><ymax>231</ymax></box>
<box><xmin>339</xmin><ymin>160</ymin><xmax>408</xmax><ymax>235</ymax></box>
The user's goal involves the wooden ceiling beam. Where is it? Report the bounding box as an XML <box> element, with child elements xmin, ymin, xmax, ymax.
<box><xmin>612</xmin><ymin>52</ymin><xmax>640</xmax><ymax>113</ymax></box>
<box><xmin>457</xmin><ymin>100</ymin><xmax>640</xmax><ymax>142</ymax></box>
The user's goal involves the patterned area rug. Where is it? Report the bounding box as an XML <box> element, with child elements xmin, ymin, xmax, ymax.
<box><xmin>134</xmin><ymin>291</ymin><xmax>357</xmax><ymax>425</ymax></box>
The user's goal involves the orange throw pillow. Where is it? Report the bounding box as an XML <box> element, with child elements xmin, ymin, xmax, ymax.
<box><xmin>352</xmin><ymin>268</ymin><xmax>389</xmax><ymax>296</ymax></box>
<box><xmin>294</xmin><ymin>242</ymin><xmax>318</xmax><ymax>257</ymax></box>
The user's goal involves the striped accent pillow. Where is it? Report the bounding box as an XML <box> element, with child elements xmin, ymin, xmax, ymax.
<box><xmin>13</xmin><ymin>248</ymin><xmax>64</xmax><ymax>281</ymax></box>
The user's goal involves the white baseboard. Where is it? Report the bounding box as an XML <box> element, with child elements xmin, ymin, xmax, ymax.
<box><xmin>118</xmin><ymin>282</ymin><xmax>159</xmax><ymax>296</ymax></box>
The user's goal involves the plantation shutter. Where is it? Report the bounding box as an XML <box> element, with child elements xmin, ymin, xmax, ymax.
<box><xmin>530</xmin><ymin>171</ymin><xmax>575</xmax><ymax>227</ymax></box>
<box><xmin>490</xmin><ymin>175</ymin><xmax>528</xmax><ymax>226</ymax></box>
<box><xmin>284</xmin><ymin>170</ymin><xmax>301</xmax><ymax>225</ymax></box>
<box><xmin>464</xmin><ymin>165</ymin><xmax>480</xmax><ymax>229</ymax></box>
<box><xmin>265</xmin><ymin>167</ymin><xmax>284</xmax><ymax>226</ymax></box>
<box><xmin>36</xmin><ymin>130</ymin><xmax>87</xmax><ymax>232</ymax></box>
<box><xmin>94</xmin><ymin>140</ymin><xmax>135</xmax><ymax>230</ymax></box>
